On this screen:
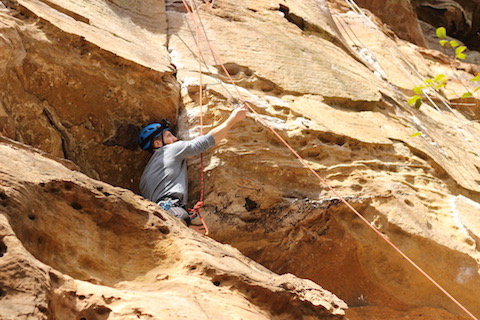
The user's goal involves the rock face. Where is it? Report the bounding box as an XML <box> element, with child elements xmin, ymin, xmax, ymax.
<box><xmin>0</xmin><ymin>138</ymin><xmax>346</xmax><ymax>319</ymax></box>
<box><xmin>169</xmin><ymin>0</ymin><xmax>480</xmax><ymax>319</ymax></box>
<box><xmin>0</xmin><ymin>0</ymin><xmax>179</xmax><ymax>192</ymax></box>
<box><xmin>413</xmin><ymin>0</ymin><xmax>480</xmax><ymax>50</ymax></box>
<box><xmin>1</xmin><ymin>0</ymin><xmax>480</xmax><ymax>320</ymax></box>
<box><xmin>348</xmin><ymin>0</ymin><xmax>429</xmax><ymax>47</ymax></box>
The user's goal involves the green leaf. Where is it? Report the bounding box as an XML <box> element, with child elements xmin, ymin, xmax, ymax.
<box><xmin>410</xmin><ymin>131</ymin><xmax>423</xmax><ymax>137</ymax></box>
<box><xmin>436</xmin><ymin>27</ymin><xmax>447</xmax><ymax>39</ymax></box>
<box><xmin>449</xmin><ymin>40</ymin><xmax>460</xmax><ymax>47</ymax></box>
<box><xmin>434</xmin><ymin>74</ymin><xmax>447</xmax><ymax>82</ymax></box>
<box><xmin>439</xmin><ymin>40</ymin><xmax>449</xmax><ymax>46</ymax></box>
<box><xmin>475</xmin><ymin>86</ymin><xmax>480</xmax><ymax>92</ymax></box>
<box><xmin>462</xmin><ymin>92</ymin><xmax>473</xmax><ymax>98</ymax></box>
<box><xmin>424</xmin><ymin>78</ymin><xmax>433</xmax><ymax>85</ymax></box>
<box><xmin>408</xmin><ymin>95</ymin><xmax>421</xmax><ymax>105</ymax></box>
<box><xmin>470</xmin><ymin>73</ymin><xmax>480</xmax><ymax>82</ymax></box>
<box><xmin>415</xmin><ymin>99</ymin><xmax>422</xmax><ymax>108</ymax></box>
<box><xmin>456</xmin><ymin>46</ymin><xmax>467</xmax><ymax>54</ymax></box>
<box><xmin>455</xmin><ymin>46</ymin><xmax>467</xmax><ymax>59</ymax></box>
<box><xmin>434</xmin><ymin>83</ymin><xmax>446</xmax><ymax>89</ymax></box>
<box><xmin>408</xmin><ymin>95</ymin><xmax>423</xmax><ymax>108</ymax></box>
<box><xmin>413</xmin><ymin>86</ymin><xmax>423</xmax><ymax>95</ymax></box>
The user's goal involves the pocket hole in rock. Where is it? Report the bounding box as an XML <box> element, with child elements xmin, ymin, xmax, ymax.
<box><xmin>158</xmin><ymin>226</ymin><xmax>170</xmax><ymax>234</ymax></box>
<box><xmin>404</xmin><ymin>199</ymin><xmax>414</xmax><ymax>207</ymax></box>
<box><xmin>244</xmin><ymin>197</ymin><xmax>258</xmax><ymax>212</ymax></box>
<box><xmin>71</xmin><ymin>202</ymin><xmax>83</xmax><ymax>210</ymax></box>
<box><xmin>223</xmin><ymin>63</ymin><xmax>240</xmax><ymax>76</ymax></box>
<box><xmin>0</xmin><ymin>238</ymin><xmax>7</xmax><ymax>257</ymax></box>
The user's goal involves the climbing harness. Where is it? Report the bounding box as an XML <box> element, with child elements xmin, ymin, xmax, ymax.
<box><xmin>180</xmin><ymin>1</ymin><xmax>479</xmax><ymax>319</ymax></box>
<box><xmin>157</xmin><ymin>197</ymin><xmax>193</xmax><ymax>226</ymax></box>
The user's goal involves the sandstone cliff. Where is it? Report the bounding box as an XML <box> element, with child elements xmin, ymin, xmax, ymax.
<box><xmin>0</xmin><ymin>137</ymin><xmax>346</xmax><ymax>319</ymax></box>
<box><xmin>1</xmin><ymin>0</ymin><xmax>480</xmax><ymax>319</ymax></box>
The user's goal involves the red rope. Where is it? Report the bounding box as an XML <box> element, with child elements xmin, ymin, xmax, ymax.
<box><xmin>179</xmin><ymin>1</ymin><xmax>478</xmax><ymax>319</ymax></box>
<box><xmin>182</xmin><ymin>0</ymin><xmax>209</xmax><ymax>235</ymax></box>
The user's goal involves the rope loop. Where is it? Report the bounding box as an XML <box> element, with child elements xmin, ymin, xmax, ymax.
<box><xmin>188</xmin><ymin>201</ymin><xmax>209</xmax><ymax>235</ymax></box>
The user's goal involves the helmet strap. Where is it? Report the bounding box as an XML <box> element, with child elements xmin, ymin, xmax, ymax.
<box><xmin>151</xmin><ymin>130</ymin><xmax>170</xmax><ymax>151</ymax></box>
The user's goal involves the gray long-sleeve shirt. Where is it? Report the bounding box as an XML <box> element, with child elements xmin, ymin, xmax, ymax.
<box><xmin>139</xmin><ymin>133</ymin><xmax>215</xmax><ymax>204</ymax></box>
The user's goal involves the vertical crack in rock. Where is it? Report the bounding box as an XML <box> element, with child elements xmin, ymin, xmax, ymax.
<box><xmin>42</xmin><ymin>105</ymin><xmax>70</xmax><ymax>159</ymax></box>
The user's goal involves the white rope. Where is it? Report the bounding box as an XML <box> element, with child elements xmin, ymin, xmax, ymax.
<box><xmin>343</xmin><ymin>0</ymin><xmax>480</xmax><ymax>159</ymax></box>
<box><xmin>331</xmin><ymin>1</ymin><xmax>479</xmax><ymax>189</ymax></box>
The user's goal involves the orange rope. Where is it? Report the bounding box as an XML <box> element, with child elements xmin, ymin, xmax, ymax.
<box><xmin>183</xmin><ymin>0</ymin><xmax>209</xmax><ymax>235</ymax></box>
<box><xmin>179</xmin><ymin>1</ymin><xmax>478</xmax><ymax>319</ymax></box>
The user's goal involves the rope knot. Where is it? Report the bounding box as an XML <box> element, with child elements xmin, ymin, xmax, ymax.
<box><xmin>188</xmin><ymin>201</ymin><xmax>209</xmax><ymax>235</ymax></box>
<box><xmin>193</xmin><ymin>201</ymin><xmax>204</xmax><ymax>210</ymax></box>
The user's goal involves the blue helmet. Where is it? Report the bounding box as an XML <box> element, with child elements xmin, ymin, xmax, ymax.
<box><xmin>138</xmin><ymin>119</ymin><xmax>170</xmax><ymax>150</ymax></box>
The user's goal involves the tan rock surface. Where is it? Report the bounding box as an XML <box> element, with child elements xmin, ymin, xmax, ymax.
<box><xmin>1</xmin><ymin>0</ymin><xmax>480</xmax><ymax>320</ymax></box>
<box><xmin>0</xmin><ymin>140</ymin><xmax>346</xmax><ymax>319</ymax></box>
<box><xmin>0</xmin><ymin>11</ymin><xmax>24</xmax><ymax>69</ymax></box>
<box><xmin>168</xmin><ymin>0</ymin><xmax>385</xmax><ymax>101</ymax></box>
<box><xmin>0</xmin><ymin>0</ymin><xmax>179</xmax><ymax>192</ymax></box>
<box><xmin>350</xmin><ymin>0</ymin><xmax>428</xmax><ymax>47</ymax></box>
<box><xmin>413</xmin><ymin>0</ymin><xmax>480</xmax><ymax>49</ymax></box>
<box><xmin>167</xmin><ymin>1</ymin><xmax>480</xmax><ymax>318</ymax></box>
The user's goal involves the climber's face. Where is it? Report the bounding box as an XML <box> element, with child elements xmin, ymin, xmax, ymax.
<box><xmin>162</xmin><ymin>131</ymin><xmax>178</xmax><ymax>145</ymax></box>
<box><xmin>152</xmin><ymin>130</ymin><xmax>178</xmax><ymax>148</ymax></box>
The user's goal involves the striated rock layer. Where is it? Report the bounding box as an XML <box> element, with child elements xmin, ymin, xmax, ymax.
<box><xmin>1</xmin><ymin>0</ymin><xmax>480</xmax><ymax>319</ymax></box>
<box><xmin>168</xmin><ymin>0</ymin><xmax>480</xmax><ymax>319</ymax></box>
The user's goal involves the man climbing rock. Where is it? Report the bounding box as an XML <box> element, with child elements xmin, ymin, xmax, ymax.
<box><xmin>138</xmin><ymin>104</ymin><xmax>248</xmax><ymax>226</ymax></box>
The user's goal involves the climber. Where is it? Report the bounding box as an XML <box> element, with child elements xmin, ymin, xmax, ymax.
<box><xmin>138</xmin><ymin>103</ymin><xmax>248</xmax><ymax>226</ymax></box>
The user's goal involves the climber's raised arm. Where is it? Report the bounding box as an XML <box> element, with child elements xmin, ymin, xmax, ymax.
<box><xmin>209</xmin><ymin>104</ymin><xmax>248</xmax><ymax>143</ymax></box>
